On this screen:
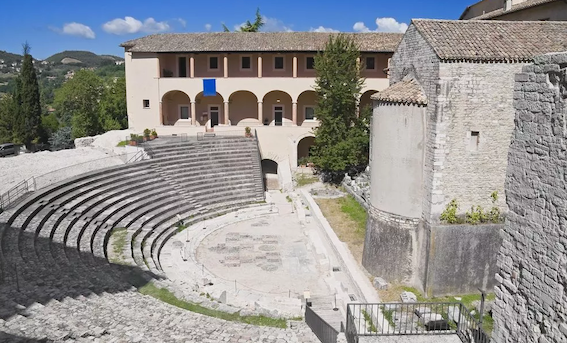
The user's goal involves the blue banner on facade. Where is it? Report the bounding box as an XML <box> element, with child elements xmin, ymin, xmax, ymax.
<box><xmin>203</xmin><ymin>79</ymin><xmax>216</xmax><ymax>96</ymax></box>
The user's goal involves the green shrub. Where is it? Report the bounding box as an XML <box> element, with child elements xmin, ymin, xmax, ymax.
<box><xmin>440</xmin><ymin>199</ymin><xmax>462</xmax><ymax>224</ymax></box>
<box><xmin>48</xmin><ymin>127</ymin><xmax>74</xmax><ymax>151</ymax></box>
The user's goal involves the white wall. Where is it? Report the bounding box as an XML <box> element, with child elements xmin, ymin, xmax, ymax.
<box><xmin>370</xmin><ymin>103</ymin><xmax>426</xmax><ymax>218</ymax></box>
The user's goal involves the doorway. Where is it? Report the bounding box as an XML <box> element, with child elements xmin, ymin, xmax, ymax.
<box><xmin>274</xmin><ymin>105</ymin><xmax>284</xmax><ymax>126</ymax></box>
<box><xmin>209</xmin><ymin>105</ymin><xmax>220</xmax><ymax>127</ymax></box>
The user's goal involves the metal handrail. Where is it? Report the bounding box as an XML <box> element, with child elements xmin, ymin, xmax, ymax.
<box><xmin>345</xmin><ymin>302</ymin><xmax>491</xmax><ymax>342</ymax></box>
<box><xmin>254</xmin><ymin>129</ymin><xmax>266</xmax><ymax>192</ymax></box>
<box><xmin>0</xmin><ymin>177</ymin><xmax>36</xmax><ymax>212</ymax></box>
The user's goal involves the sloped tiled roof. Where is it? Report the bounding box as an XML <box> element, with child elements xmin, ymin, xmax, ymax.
<box><xmin>121</xmin><ymin>32</ymin><xmax>403</xmax><ymax>53</ymax></box>
<box><xmin>473</xmin><ymin>0</ymin><xmax>558</xmax><ymax>19</ymax></box>
<box><xmin>371</xmin><ymin>79</ymin><xmax>427</xmax><ymax>106</ymax></box>
<box><xmin>412</xmin><ymin>19</ymin><xmax>567</xmax><ymax>62</ymax></box>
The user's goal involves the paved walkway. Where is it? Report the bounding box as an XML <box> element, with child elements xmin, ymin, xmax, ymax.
<box><xmin>358</xmin><ymin>335</ymin><xmax>462</xmax><ymax>343</ymax></box>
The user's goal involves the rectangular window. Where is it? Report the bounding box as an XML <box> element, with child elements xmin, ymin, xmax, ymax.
<box><xmin>209</xmin><ymin>56</ymin><xmax>219</xmax><ymax>70</ymax></box>
<box><xmin>180</xmin><ymin>106</ymin><xmax>190</xmax><ymax>119</ymax></box>
<box><xmin>143</xmin><ymin>99</ymin><xmax>150</xmax><ymax>108</ymax></box>
<box><xmin>178</xmin><ymin>56</ymin><xmax>187</xmax><ymax>77</ymax></box>
<box><xmin>241</xmin><ymin>56</ymin><xmax>251</xmax><ymax>70</ymax></box>
<box><xmin>305</xmin><ymin>106</ymin><xmax>315</xmax><ymax>120</ymax></box>
<box><xmin>274</xmin><ymin>56</ymin><xmax>284</xmax><ymax>70</ymax></box>
<box><xmin>470</xmin><ymin>131</ymin><xmax>480</xmax><ymax>151</ymax></box>
<box><xmin>366</xmin><ymin>57</ymin><xmax>376</xmax><ymax>70</ymax></box>
<box><xmin>306</xmin><ymin>56</ymin><xmax>315</xmax><ymax>70</ymax></box>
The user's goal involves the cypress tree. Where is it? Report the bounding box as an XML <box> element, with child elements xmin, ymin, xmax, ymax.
<box><xmin>13</xmin><ymin>43</ymin><xmax>42</xmax><ymax>148</ymax></box>
<box><xmin>311</xmin><ymin>34</ymin><xmax>370</xmax><ymax>182</ymax></box>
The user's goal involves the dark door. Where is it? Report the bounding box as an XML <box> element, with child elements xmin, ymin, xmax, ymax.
<box><xmin>210</xmin><ymin>106</ymin><xmax>220</xmax><ymax>127</ymax></box>
<box><xmin>274</xmin><ymin>105</ymin><xmax>283</xmax><ymax>126</ymax></box>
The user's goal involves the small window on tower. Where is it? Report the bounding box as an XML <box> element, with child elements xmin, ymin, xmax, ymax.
<box><xmin>143</xmin><ymin>99</ymin><xmax>150</xmax><ymax>108</ymax></box>
<box><xmin>470</xmin><ymin>131</ymin><xmax>480</xmax><ymax>151</ymax></box>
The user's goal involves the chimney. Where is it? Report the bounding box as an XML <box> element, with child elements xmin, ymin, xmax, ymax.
<box><xmin>505</xmin><ymin>0</ymin><xmax>512</xmax><ymax>10</ymax></box>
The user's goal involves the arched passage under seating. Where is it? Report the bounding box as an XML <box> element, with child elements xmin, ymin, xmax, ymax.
<box><xmin>297</xmin><ymin>136</ymin><xmax>315</xmax><ymax>167</ymax></box>
<box><xmin>261</xmin><ymin>159</ymin><xmax>279</xmax><ymax>190</ymax></box>
<box><xmin>161</xmin><ymin>91</ymin><xmax>191</xmax><ymax>125</ymax></box>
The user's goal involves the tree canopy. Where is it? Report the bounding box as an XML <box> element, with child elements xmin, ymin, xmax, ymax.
<box><xmin>223</xmin><ymin>8</ymin><xmax>264</xmax><ymax>32</ymax></box>
<box><xmin>53</xmin><ymin>70</ymin><xmax>127</xmax><ymax>139</ymax></box>
<box><xmin>311</xmin><ymin>34</ymin><xmax>371</xmax><ymax>182</ymax></box>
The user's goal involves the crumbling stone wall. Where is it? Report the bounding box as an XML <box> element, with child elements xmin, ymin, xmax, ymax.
<box><xmin>493</xmin><ymin>52</ymin><xmax>567</xmax><ymax>343</ymax></box>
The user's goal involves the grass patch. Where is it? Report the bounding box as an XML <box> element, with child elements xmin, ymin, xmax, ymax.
<box><xmin>117</xmin><ymin>140</ymin><xmax>129</xmax><ymax>147</ymax></box>
<box><xmin>286</xmin><ymin>195</ymin><xmax>292</xmax><ymax>203</ymax></box>
<box><xmin>315</xmin><ymin>194</ymin><xmax>367</xmax><ymax>264</ymax></box>
<box><xmin>109</xmin><ymin>227</ymin><xmax>128</xmax><ymax>264</ymax></box>
<box><xmin>378</xmin><ymin>284</ymin><xmax>495</xmax><ymax>336</ymax></box>
<box><xmin>362</xmin><ymin>309</ymin><xmax>378</xmax><ymax>332</ymax></box>
<box><xmin>381</xmin><ymin>306</ymin><xmax>395</xmax><ymax>328</ymax></box>
<box><xmin>139</xmin><ymin>283</ymin><xmax>288</xmax><ymax>328</ymax></box>
<box><xmin>295</xmin><ymin>173</ymin><xmax>319</xmax><ymax>187</ymax></box>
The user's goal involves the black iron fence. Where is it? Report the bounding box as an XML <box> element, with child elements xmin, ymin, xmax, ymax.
<box><xmin>305</xmin><ymin>304</ymin><xmax>339</xmax><ymax>343</ymax></box>
<box><xmin>345</xmin><ymin>302</ymin><xmax>491</xmax><ymax>343</ymax></box>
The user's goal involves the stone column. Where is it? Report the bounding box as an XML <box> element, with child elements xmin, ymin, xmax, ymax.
<box><xmin>292</xmin><ymin>102</ymin><xmax>298</xmax><ymax>126</ymax></box>
<box><xmin>223</xmin><ymin>54</ymin><xmax>228</xmax><ymax>78</ymax></box>
<box><xmin>224</xmin><ymin>101</ymin><xmax>229</xmax><ymax>125</ymax></box>
<box><xmin>159</xmin><ymin>101</ymin><xmax>163</xmax><ymax>125</ymax></box>
<box><xmin>258</xmin><ymin>101</ymin><xmax>263</xmax><ymax>124</ymax></box>
<box><xmin>257</xmin><ymin>54</ymin><xmax>262</xmax><ymax>78</ymax></box>
<box><xmin>191</xmin><ymin>101</ymin><xmax>196</xmax><ymax>126</ymax></box>
<box><xmin>293</xmin><ymin>55</ymin><xmax>297</xmax><ymax>78</ymax></box>
<box><xmin>190</xmin><ymin>54</ymin><xmax>195</xmax><ymax>78</ymax></box>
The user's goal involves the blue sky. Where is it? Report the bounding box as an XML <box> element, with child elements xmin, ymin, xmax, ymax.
<box><xmin>0</xmin><ymin>0</ymin><xmax>473</xmax><ymax>59</ymax></box>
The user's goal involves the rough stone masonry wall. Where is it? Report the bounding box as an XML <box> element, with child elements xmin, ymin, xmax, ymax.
<box><xmin>362</xmin><ymin>26</ymin><xmax>439</xmax><ymax>289</ymax></box>
<box><xmin>493</xmin><ymin>52</ymin><xmax>567</xmax><ymax>343</ymax></box>
<box><xmin>389</xmin><ymin>25</ymin><xmax>440</xmax><ymax>223</ymax></box>
<box><xmin>432</xmin><ymin>62</ymin><xmax>525</xmax><ymax>221</ymax></box>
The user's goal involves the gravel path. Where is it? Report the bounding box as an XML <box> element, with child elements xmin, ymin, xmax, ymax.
<box><xmin>0</xmin><ymin>148</ymin><xmax>126</xmax><ymax>194</ymax></box>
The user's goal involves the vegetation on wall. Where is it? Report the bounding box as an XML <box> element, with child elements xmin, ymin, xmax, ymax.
<box><xmin>440</xmin><ymin>192</ymin><xmax>503</xmax><ymax>225</ymax></box>
<box><xmin>311</xmin><ymin>34</ymin><xmax>370</xmax><ymax>183</ymax></box>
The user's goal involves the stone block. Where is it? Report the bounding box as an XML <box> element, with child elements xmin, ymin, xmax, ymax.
<box><xmin>515</xmin><ymin>73</ymin><xmax>529</xmax><ymax>82</ymax></box>
<box><xmin>400</xmin><ymin>291</ymin><xmax>417</xmax><ymax>303</ymax></box>
<box><xmin>447</xmin><ymin>305</ymin><xmax>461</xmax><ymax>323</ymax></box>
<box><xmin>372</xmin><ymin>277</ymin><xmax>388</xmax><ymax>290</ymax></box>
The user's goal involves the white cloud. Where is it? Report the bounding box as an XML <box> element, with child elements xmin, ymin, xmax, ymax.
<box><xmin>353</xmin><ymin>17</ymin><xmax>408</xmax><ymax>33</ymax></box>
<box><xmin>204</xmin><ymin>23</ymin><xmax>212</xmax><ymax>31</ymax></box>
<box><xmin>102</xmin><ymin>16</ymin><xmax>170</xmax><ymax>35</ymax></box>
<box><xmin>177</xmin><ymin>18</ymin><xmax>187</xmax><ymax>28</ymax></box>
<box><xmin>261</xmin><ymin>16</ymin><xmax>293</xmax><ymax>32</ymax></box>
<box><xmin>60</xmin><ymin>22</ymin><xmax>95</xmax><ymax>39</ymax></box>
<box><xmin>310</xmin><ymin>26</ymin><xmax>339</xmax><ymax>33</ymax></box>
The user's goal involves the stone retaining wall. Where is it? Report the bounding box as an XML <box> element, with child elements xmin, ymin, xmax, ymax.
<box><xmin>492</xmin><ymin>52</ymin><xmax>567</xmax><ymax>343</ymax></box>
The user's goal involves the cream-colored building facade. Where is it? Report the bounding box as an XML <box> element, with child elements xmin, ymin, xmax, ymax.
<box><xmin>460</xmin><ymin>0</ymin><xmax>567</xmax><ymax>20</ymax></box>
<box><xmin>121</xmin><ymin>32</ymin><xmax>401</xmax><ymax>170</ymax></box>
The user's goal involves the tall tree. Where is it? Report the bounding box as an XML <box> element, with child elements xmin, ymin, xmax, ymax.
<box><xmin>13</xmin><ymin>43</ymin><xmax>42</xmax><ymax>148</ymax></box>
<box><xmin>311</xmin><ymin>34</ymin><xmax>370</xmax><ymax>182</ymax></box>
<box><xmin>99</xmin><ymin>77</ymin><xmax>127</xmax><ymax>131</ymax></box>
<box><xmin>0</xmin><ymin>94</ymin><xmax>16</xmax><ymax>143</ymax></box>
<box><xmin>53</xmin><ymin>69</ymin><xmax>104</xmax><ymax>138</ymax></box>
<box><xmin>223</xmin><ymin>8</ymin><xmax>264</xmax><ymax>32</ymax></box>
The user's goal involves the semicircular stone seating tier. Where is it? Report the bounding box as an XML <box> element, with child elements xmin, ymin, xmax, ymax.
<box><xmin>0</xmin><ymin>137</ymin><xmax>268</xmax><ymax>327</ymax></box>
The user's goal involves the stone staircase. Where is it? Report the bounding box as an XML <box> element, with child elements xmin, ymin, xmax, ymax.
<box><xmin>0</xmin><ymin>137</ymin><xmax>319</xmax><ymax>343</ymax></box>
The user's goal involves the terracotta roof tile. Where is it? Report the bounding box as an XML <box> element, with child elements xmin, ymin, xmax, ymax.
<box><xmin>371</xmin><ymin>79</ymin><xmax>427</xmax><ymax>105</ymax></box>
<box><xmin>473</xmin><ymin>0</ymin><xmax>557</xmax><ymax>19</ymax></box>
<box><xmin>412</xmin><ymin>19</ymin><xmax>567</xmax><ymax>62</ymax></box>
<box><xmin>121</xmin><ymin>32</ymin><xmax>403</xmax><ymax>53</ymax></box>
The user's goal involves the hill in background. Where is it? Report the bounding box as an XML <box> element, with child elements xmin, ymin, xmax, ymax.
<box><xmin>45</xmin><ymin>50</ymin><xmax>123</xmax><ymax>67</ymax></box>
